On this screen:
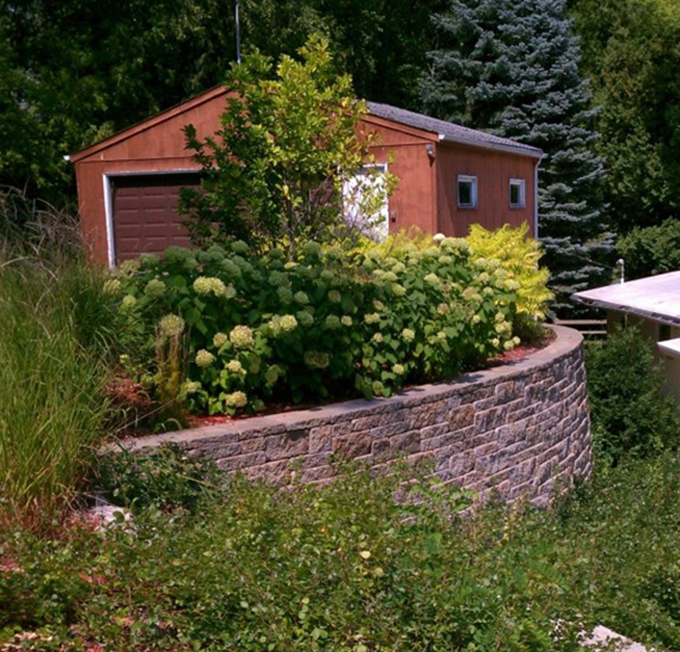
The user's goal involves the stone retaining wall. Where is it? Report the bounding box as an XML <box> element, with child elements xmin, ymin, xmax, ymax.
<box><xmin>125</xmin><ymin>325</ymin><xmax>591</xmax><ymax>505</ymax></box>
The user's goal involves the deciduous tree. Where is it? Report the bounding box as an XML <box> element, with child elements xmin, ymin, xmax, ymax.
<box><xmin>180</xmin><ymin>36</ymin><xmax>393</xmax><ymax>255</ymax></box>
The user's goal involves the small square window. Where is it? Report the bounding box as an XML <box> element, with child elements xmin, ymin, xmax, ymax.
<box><xmin>509</xmin><ymin>178</ymin><xmax>526</xmax><ymax>209</ymax></box>
<box><xmin>457</xmin><ymin>175</ymin><xmax>477</xmax><ymax>209</ymax></box>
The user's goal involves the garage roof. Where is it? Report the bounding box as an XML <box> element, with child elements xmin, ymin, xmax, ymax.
<box><xmin>368</xmin><ymin>102</ymin><xmax>544</xmax><ymax>158</ymax></box>
<box><xmin>70</xmin><ymin>86</ymin><xmax>543</xmax><ymax>162</ymax></box>
<box><xmin>572</xmin><ymin>270</ymin><xmax>680</xmax><ymax>327</ymax></box>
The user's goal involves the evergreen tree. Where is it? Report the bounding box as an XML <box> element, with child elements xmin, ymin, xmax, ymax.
<box><xmin>421</xmin><ymin>0</ymin><xmax>614</xmax><ymax>315</ymax></box>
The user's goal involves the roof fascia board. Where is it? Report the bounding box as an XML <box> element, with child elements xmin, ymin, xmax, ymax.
<box><xmin>438</xmin><ymin>136</ymin><xmax>543</xmax><ymax>159</ymax></box>
<box><xmin>362</xmin><ymin>114</ymin><xmax>439</xmax><ymax>143</ymax></box>
<box><xmin>572</xmin><ymin>294</ymin><xmax>680</xmax><ymax>329</ymax></box>
<box><xmin>70</xmin><ymin>86</ymin><xmax>229</xmax><ymax>163</ymax></box>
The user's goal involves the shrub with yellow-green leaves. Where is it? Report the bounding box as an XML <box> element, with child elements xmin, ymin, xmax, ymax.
<box><xmin>113</xmin><ymin>236</ymin><xmax>521</xmax><ymax>415</ymax></box>
<box><xmin>467</xmin><ymin>223</ymin><xmax>553</xmax><ymax>337</ymax></box>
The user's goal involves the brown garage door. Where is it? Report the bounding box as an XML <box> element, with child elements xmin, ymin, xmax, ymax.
<box><xmin>111</xmin><ymin>173</ymin><xmax>201</xmax><ymax>263</ymax></box>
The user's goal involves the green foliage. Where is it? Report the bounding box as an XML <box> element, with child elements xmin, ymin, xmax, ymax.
<box><xmin>546</xmin><ymin>452</ymin><xmax>680</xmax><ymax>649</ymax></box>
<box><xmin>421</xmin><ymin>0</ymin><xmax>614</xmax><ymax>316</ymax></box>
<box><xmin>585</xmin><ymin>327</ymin><xmax>680</xmax><ymax>465</ymax></box>
<box><xmin>570</xmin><ymin>0</ymin><xmax>680</xmax><ymax>234</ymax></box>
<box><xmin>1</xmin><ymin>0</ymin><xmax>444</xmax><ymax>208</ymax></box>
<box><xmin>180</xmin><ymin>36</ymin><xmax>395</xmax><ymax>255</ymax></box>
<box><xmin>0</xmin><ymin>256</ymin><xmax>116</xmax><ymax>529</ymax></box>
<box><xmin>113</xmin><ymin>236</ymin><xmax>520</xmax><ymax>415</ymax></box>
<box><xmin>616</xmin><ymin>218</ymin><xmax>680</xmax><ymax>280</ymax></box>
<box><xmin>467</xmin><ymin>223</ymin><xmax>554</xmax><ymax>334</ymax></box>
<box><xmin>96</xmin><ymin>444</ymin><xmax>221</xmax><ymax>514</ymax></box>
<box><xmin>1</xmin><ymin>465</ymin><xmax>589</xmax><ymax>651</ymax></box>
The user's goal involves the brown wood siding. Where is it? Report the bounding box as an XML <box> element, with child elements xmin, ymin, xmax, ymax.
<box><xmin>74</xmin><ymin>88</ymin><xmax>539</xmax><ymax>263</ymax></box>
<box><xmin>111</xmin><ymin>173</ymin><xmax>200</xmax><ymax>263</ymax></box>
<box><xmin>364</xmin><ymin>118</ymin><xmax>438</xmax><ymax>235</ymax></box>
<box><xmin>435</xmin><ymin>143</ymin><xmax>536</xmax><ymax>238</ymax></box>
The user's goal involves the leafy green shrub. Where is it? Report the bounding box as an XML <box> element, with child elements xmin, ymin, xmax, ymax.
<box><xmin>546</xmin><ymin>452</ymin><xmax>680</xmax><ymax>650</ymax></box>
<box><xmin>114</xmin><ymin>236</ymin><xmax>520</xmax><ymax>414</ymax></box>
<box><xmin>1</xmin><ymin>466</ymin><xmax>587</xmax><ymax>651</ymax></box>
<box><xmin>467</xmin><ymin>222</ymin><xmax>553</xmax><ymax>340</ymax></box>
<box><xmin>617</xmin><ymin>218</ymin><xmax>680</xmax><ymax>280</ymax></box>
<box><xmin>585</xmin><ymin>326</ymin><xmax>680</xmax><ymax>464</ymax></box>
<box><xmin>95</xmin><ymin>443</ymin><xmax>221</xmax><ymax>513</ymax></box>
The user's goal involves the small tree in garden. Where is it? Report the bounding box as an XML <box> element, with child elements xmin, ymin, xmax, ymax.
<box><xmin>180</xmin><ymin>35</ymin><xmax>393</xmax><ymax>256</ymax></box>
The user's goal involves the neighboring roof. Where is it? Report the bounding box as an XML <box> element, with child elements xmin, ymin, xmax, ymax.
<box><xmin>572</xmin><ymin>270</ymin><xmax>680</xmax><ymax>327</ymax></box>
<box><xmin>367</xmin><ymin>102</ymin><xmax>544</xmax><ymax>159</ymax></box>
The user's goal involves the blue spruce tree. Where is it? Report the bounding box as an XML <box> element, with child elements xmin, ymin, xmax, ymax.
<box><xmin>421</xmin><ymin>0</ymin><xmax>614</xmax><ymax>315</ymax></box>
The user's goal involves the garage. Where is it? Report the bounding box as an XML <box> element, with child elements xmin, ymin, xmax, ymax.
<box><xmin>109</xmin><ymin>173</ymin><xmax>201</xmax><ymax>264</ymax></box>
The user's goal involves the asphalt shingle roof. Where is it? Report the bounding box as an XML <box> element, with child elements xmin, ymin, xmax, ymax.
<box><xmin>367</xmin><ymin>102</ymin><xmax>543</xmax><ymax>158</ymax></box>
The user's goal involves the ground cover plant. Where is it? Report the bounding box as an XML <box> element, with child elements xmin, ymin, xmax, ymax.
<box><xmin>0</xmin><ymin>461</ymin><xmax>588</xmax><ymax>652</ymax></box>
<box><xmin>113</xmin><ymin>234</ymin><xmax>523</xmax><ymax>417</ymax></box>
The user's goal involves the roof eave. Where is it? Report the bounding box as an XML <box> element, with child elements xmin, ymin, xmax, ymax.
<box><xmin>572</xmin><ymin>293</ymin><xmax>680</xmax><ymax>329</ymax></box>
<box><xmin>69</xmin><ymin>85</ymin><xmax>229</xmax><ymax>163</ymax></box>
<box><xmin>439</xmin><ymin>134</ymin><xmax>543</xmax><ymax>159</ymax></box>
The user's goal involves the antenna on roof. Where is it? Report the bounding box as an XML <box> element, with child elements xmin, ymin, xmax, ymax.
<box><xmin>235</xmin><ymin>0</ymin><xmax>241</xmax><ymax>64</ymax></box>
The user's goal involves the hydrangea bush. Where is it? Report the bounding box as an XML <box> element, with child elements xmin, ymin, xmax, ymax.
<box><xmin>112</xmin><ymin>236</ymin><xmax>520</xmax><ymax>415</ymax></box>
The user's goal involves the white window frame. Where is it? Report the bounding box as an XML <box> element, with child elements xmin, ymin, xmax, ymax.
<box><xmin>457</xmin><ymin>174</ymin><xmax>478</xmax><ymax>209</ymax></box>
<box><xmin>509</xmin><ymin>178</ymin><xmax>526</xmax><ymax>209</ymax></box>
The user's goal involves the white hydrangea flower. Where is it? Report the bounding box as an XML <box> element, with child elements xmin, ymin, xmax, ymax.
<box><xmin>324</xmin><ymin>315</ymin><xmax>341</xmax><ymax>330</ymax></box>
<box><xmin>184</xmin><ymin>380</ymin><xmax>202</xmax><ymax>395</ymax></box>
<box><xmin>159</xmin><ymin>314</ymin><xmax>185</xmax><ymax>338</ymax></box>
<box><xmin>227</xmin><ymin>359</ymin><xmax>246</xmax><ymax>376</ymax></box>
<box><xmin>195</xmin><ymin>349</ymin><xmax>215</xmax><ymax>368</ymax></box>
<box><xmin>225</xmin><ymin>391</ymin><xmax>248</xmax><ymax>408</ymax></box>
<box><xmin>229</xmin><ymin>325</ymin><xmax>254</xmax><ymax>349</ymax></box>
<box><xmin>213</xmin><ymin>332</ymin><xmax>228</xmax><ymax>348</ymax></box>
<box><xmin>121</xmin><ymin>294</ymin><xmax>137</xmax><ymax>309</ymax></box>
<box><xmin>294</xmin><ymin>291</ymin><xmax>310</xmax><ymax>305</ymax></box>
<box><xmin>144</xmin><ymin>278</ymin><xmax>166</xmax><ymax>298</ymax></box>
<box><xmin>402</xmin><ymin>328</ymin><xmax>415</xmax><ymax>342</ymax></box>
<box><xmin>304</xmin><ymin>351</ymin><xmax>330</xmax><ymax>369</ymax></box>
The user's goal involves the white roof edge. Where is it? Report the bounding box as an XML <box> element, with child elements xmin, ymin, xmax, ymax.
<box><xmin>659</xmin><ymin>337</ymin><xmax>680</xmax><ymax>359</ymax></box>
<box><xmin>573</xmin><ymin>270</ymin><xmax>680</xmax><ymax>328</ymax></box>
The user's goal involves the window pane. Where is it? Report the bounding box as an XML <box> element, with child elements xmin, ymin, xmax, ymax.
<box><xmin>459</xmin><ymin>181</ymin><xmax>472</xmax><ymax>206</ymax></box>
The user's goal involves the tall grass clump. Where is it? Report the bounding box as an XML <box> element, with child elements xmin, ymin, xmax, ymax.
<box><xmin>0</xmin><ymin>189</ymin><xmax>118</xmax><ymax>528</ymax></box>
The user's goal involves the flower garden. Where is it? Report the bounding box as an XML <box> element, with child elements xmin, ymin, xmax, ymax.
<box><xmin>111</xmin><ymin>228</ymin><xmax>545</xmax><ymax>424</ymax></box>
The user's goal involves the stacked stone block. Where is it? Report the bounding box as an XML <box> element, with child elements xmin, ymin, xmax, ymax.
<box><xmin>125</xmin><ymin>325</ymin><xmax>591</xmax><ymax>505</ymax></box>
